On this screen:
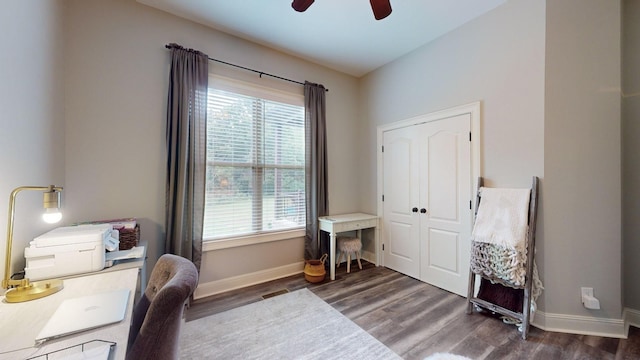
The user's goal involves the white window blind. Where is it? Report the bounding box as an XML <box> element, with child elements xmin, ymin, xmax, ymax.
<box><xmin>204</xmin><ymin>77</ymin><xmax>306</xmax><ymax>240</ymax></box>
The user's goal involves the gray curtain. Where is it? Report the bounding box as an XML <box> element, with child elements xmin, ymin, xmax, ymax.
<box><xmin>165</xmin><ymin>43</ymin><xmax>208</xmax><ymax>271</ymax></box>
<box><xmin>304</xmin><ymin>81</ymin><xmax>329</xmax><ymax>261</ymax></box>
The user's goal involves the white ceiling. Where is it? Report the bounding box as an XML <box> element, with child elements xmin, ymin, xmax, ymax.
<box><xmin>137</xmin><ymin>0</ymin><xmax>506</xmax><ymax>77</ymax></box>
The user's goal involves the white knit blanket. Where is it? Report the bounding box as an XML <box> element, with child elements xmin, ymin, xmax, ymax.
<box><xmin>471</xmin><ymin>187</ymin><xmax>531</xmax><ymax>251</ymax></box>
<box><xmin>470</xmin><ymin>240</ymin><xmax>528</xmax><ymax>286</ymax></box>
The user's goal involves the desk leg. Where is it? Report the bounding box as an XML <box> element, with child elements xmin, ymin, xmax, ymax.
<box><xmin>329</xmin><ymin>231</ymin><xmax>336</xmax><ymax>281</ymax></box>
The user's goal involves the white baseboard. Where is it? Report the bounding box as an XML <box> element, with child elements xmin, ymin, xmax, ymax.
<box><xmin>194</xmin><ymin>261</ymin><xmax>305</xmax><ymax>300</ymax></box>
<box><xmin>625</xmin><ymin>307</ymin><xmax>640</xmax><ymax>333</ymax></box>
<box><xmin>196</xmin><ymin>251</ymin><xmax>379</xmax><ymax>300</ymax></box>
<box><xmin>532</xmin><ymin>310</ymin><xmax>626</xmax><ymax>338</ymax></box>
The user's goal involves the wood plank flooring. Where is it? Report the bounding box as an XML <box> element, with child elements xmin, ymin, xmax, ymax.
<box><xmin>187</xmin><ymin>261</ymin><xmax>640</xmax><ymax>360</ymax></box>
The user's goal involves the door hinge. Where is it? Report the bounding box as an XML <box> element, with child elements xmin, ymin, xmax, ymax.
<box><xmin>382</xmin><ymin>194</ymin><xmax>384</xmax><ymax>202</ymax></box>
<box><xmin>382</xmin><ymin>244</ymin><xmax>385</xmax><ymax>251</ymax></box>
<box><xmin>470</xmin><ymin>200</ymin><xmax>472</xmax><ymax>210</ymax></box>
<box><xmin>469</xmin><ymin>132</ymin><xmax>472</xmax><ymax>142</ymax></box>
<box><xmin>382</xmin><ymin>145</ymin><xmax>384</xmax><ymax>152</ymax></box>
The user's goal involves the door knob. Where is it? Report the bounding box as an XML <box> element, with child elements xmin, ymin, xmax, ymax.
<box><xmin>412</xmin><ymin>207</ymin><xmax>418</xmax><ymax>213</ymax></box>
<box><xmin>420</xmin><ymin>208</ymin><xmax>427</xmax><ymax>214</ymax></box>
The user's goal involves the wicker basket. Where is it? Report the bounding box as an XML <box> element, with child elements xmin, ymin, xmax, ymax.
<box><xmin>303</xmin><ymin>254</ymin><xmax>327</xmax><ymax>283</ymax></box>
<box><xmin>118</xmin><ymin>224</ymin><xmax>140</xmax><ymax>250</ymax></box>
<box><xmin>73</xmin><ymin>218</ymin><xmax>139</xmax><ymax>250</ymax></box>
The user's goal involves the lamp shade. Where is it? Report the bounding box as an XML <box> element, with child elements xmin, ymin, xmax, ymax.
<box><xmin>42</xmin><ymin>187</ymin><xmax>62</xmax><ymax>223</ymax></box>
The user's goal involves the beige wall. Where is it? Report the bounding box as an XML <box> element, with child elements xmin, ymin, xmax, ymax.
<box><xmin>0</xmin><ymin>0</ymin><xmax>66</xmax><ymax>280</ymax></box>
<box><xmin>63</xmin><ymin>0</ymin><xmax>360</xmax><ymax>282</ymax></box>
<box><xmin>359</xmin><ymin>0</ymin><xmax>545</xmax><ymax>211</ymax></box>
<box><xmin>623</xmin><ymin>0</ymin><xmax>640</xmax><ymax>311</ymax></box>
<box><xmin>544</xmin><ymin>0</ymin><xmax>622</xmax><ymax>321</ymax></box>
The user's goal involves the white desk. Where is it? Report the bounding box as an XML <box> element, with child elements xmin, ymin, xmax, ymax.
<box><xmin>318</xmin><ymin>213</ymin><xmax>379</xmax><ymax>281</ymax></box>
<box><xmin>0</xmin><ymin>267</ymin><xmax>139</xmax><ymax>360</ymax></box>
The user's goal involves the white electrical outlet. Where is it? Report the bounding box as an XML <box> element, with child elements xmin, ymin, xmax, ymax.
<box><xmin>581</xmin><ymin>287</ymin><xmax>600</xmax><ymax>309</ymax></box>
<box><xmin>581</xmin><ymin>287</ymin><xmax>594</xmax><ymax>298</ymax></box>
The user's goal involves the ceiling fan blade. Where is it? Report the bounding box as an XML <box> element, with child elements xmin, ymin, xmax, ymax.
<box><xmin>370</xmin><ymin>0</ymin><xmax>392</xmax><ymax>20</ymax></box>
<box><xmin>292</xmin><ymin>0</ymin><xmax>314</xmax><ymax>12</ymax></box>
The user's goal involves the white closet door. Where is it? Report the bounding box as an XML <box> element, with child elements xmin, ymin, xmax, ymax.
<box><xmin>382</xmin><ymin>113</ymin><xmax>472</xmax><ymax>296</ymax></box>
<box><xmin>419</xmin><ymin>114</ymin><xmax>472</xmax><ymax>296</ymax></box>
<box><xmin>382</xmin><ymin>125</ymin><xmax>420</xmax><ymax>278</ymax></box>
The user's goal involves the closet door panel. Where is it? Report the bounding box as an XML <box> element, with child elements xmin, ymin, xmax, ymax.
<box><xmin>382</xmin><ymin>126</ymin><xmax>420</xmax><ymax>278</ymax></box>
<box><xmin>427</xmin><ymin>229</ymin><xmax>459</xmax><ymax>273</ymax></box>
<box><xmin>420</xmin><ymin>114</ymin><xmax>472</xmax><ymax>296</ymax></box>
<box><xmin>427</xmin><ymin>131</ymin><xmax>459</xmax><ymax>221</ymax></box>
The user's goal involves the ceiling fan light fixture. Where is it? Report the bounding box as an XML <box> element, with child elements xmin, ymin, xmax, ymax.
<box><xmin>292</xmin><ymin>0</ymin><xmax>314</xmax><ymax>12</ymax></box>
<box><xmin>370</xmin><ymin>0</ymin><xmax>392</xmax><ymax>20</ymax></box>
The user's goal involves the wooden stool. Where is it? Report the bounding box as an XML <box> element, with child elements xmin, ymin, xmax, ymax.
<box><xmin>336</xmin><ymin>236</ymin><xmax>362</xmax><ymax>273</ymax></box>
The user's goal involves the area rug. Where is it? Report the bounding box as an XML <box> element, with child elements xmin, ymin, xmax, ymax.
<box><xmin>179</xmin><ymin>288</ymin><xmax>401</xmax><ymax>359</ymax></box>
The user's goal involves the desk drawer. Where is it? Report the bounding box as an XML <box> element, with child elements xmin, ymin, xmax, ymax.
<box><xmin>333</xmin><ymin>218</ymin><xmax>378</xmax><ymax>233</ymax></box>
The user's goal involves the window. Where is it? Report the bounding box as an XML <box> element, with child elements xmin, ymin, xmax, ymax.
<box><xmin>203</xmin><ymin>77</ymin><xmax>306</xmax><ymax>241</ymax></box>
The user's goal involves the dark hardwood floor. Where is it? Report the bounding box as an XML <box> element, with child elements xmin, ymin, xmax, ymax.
<box><xmin>187</xmin><ymin>261</ymin><xmax>640</xmax><ymax>360</ymax></box>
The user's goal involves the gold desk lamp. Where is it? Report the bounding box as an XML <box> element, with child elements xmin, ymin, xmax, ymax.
<box><xmin>2</xmin><ymin>185</ymin><xmax>64</xmax><ymax>303</ymax></box>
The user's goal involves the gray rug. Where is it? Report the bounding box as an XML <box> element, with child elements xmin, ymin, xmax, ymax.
<box><xmin>179</xmin><ymin>288</ymin><xmax>402</xmax><ymax>359</ymax></box>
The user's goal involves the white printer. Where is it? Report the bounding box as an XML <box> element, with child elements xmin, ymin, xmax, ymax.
<box><xmin>24</xmin><ymin>224</ymin><xmax>119</xmax><ymax>280</ymax></box>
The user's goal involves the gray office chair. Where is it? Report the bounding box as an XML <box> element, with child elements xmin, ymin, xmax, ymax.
<box><xmin>126</xmin><ymin>254</ymin><xmax>198</xmax><ymax>360</ymax></box>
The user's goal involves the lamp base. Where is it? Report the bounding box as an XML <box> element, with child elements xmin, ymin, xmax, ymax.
<box><xmin>4</xmin><ymin>279</ymin><xmax>63</xmax><ymax>303</ymax></box>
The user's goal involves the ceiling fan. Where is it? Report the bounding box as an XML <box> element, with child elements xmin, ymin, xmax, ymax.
<box><xmin>291</xmin><ymin>0</ymin><xmax>392</xmax><ymax>20</ymax></box>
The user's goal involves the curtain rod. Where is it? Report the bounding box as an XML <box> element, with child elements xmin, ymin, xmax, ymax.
<box><xmin>165</xmin><ymin>44</ymin><xmax>328</xmax><ymax>92</ymax></box>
